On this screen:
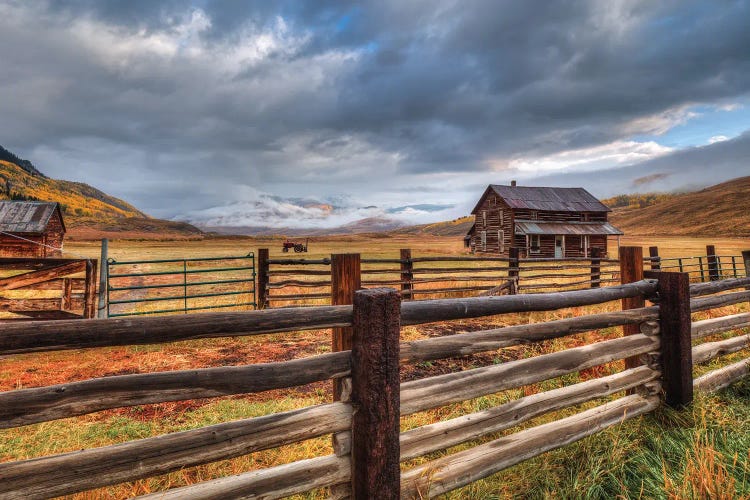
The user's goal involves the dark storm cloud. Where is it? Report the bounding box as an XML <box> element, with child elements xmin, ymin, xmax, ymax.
<box><xmin>0</xmin><ymin>0</ymin><xmax>748</xmax><ymax>219</ymax></box>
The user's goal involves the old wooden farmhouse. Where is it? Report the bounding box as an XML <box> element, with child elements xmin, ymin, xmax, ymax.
<box><xmin>0</xmin><ymin>201</ymin><xmax>66</xmax><ymax>257</ymax></box>
<box><xmin>466</xmin><ymin>182</ymin><xmax>622</xmax><ymax>258</ymax></box>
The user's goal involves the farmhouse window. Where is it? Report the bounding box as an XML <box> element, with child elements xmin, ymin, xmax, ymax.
<box><xmin>482</xmin><ymin>211</ymin><xmax>486</xmax><ymax>226</ymax></box>
<box><xmin>498</xmin><ymin>210</ymin><xmax>503</xmax><ymax>226</ymax></box>
<box><xmin>498</xmin><ymin>230</ymin><xmax>504</xmax><ymax>253</ymax></box>
<box><xmin>530</xmin><ymin>234</ymin><xmax>541</xmax><ymax>253</ymax></box>
<box><xmin>530</xmin><ymin>211</ymin><xmax>538</xmax><ymax>220</ymax></box>
<box><xmin>481</xmin><ymin>231</ymin><xmax>487</xmax><ymax>251</ymax></box>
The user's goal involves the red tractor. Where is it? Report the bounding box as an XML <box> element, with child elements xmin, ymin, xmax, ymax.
<box><xmin>282</xmin><ymin>238</ymin><xmax>309</xmax><ymax>253</ymax></box>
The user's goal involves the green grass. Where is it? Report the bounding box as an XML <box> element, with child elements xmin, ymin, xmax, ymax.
<box><xmin>444</xmin><ymin>378</ymin><xmax>750</xmax><ymax>499</ymax></box>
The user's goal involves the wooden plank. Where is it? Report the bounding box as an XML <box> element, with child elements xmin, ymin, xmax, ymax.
<box><xmin>693</xmin><ymin>335</ymin><xmax>750</xmax><ymax>365</ymax></box>
<box><xmin>0</xmin><ymin>403</ymin><xmax>351</xmax><ymax>500</ymax></box>
<box><xmin>83</xmin><ymin>259</ymin><xmax>97</xmax><ymax>318</ymax></box>
<box><xmin>0</xmin><ymin>351</ymin><xmax>351</xmax><ymax>428</ymax></box>
<box><xmin>400</xmin><ymin>248</ymin><xmax>413</xmax><ymax>300</ymax></box>
<box><xmin>400</xmin><ymin>279</ymin><xmax>657</xmax><ymax>326</ymax></box>
<box><xmin>648</xmin><ymin>270</ymin><xmax>693</xmax><ymax>408</ymax></box>
<box><xmin>61</xmin><ymin>278</ymin><xmax>73</xmax><ymax>311</ymax></box>
<box><xmin>257</xmin><ymin>248</ymin><xmax>269</xmax><ymax>309</ymax></box>
<box><xmin>694</xmin><ymin>358</ymin><xmax>750</xmax><ymax>393</ymax></box>
<box><xmin>331</xmin><ymin>254</ymin><xmax>361</xmax><ymax>401</ymax></box>
<box><xmin>136</xmin><ymin>455</ymin><xmax>350</xmax><ymax>500</ymax></box>
<box><xmin>689</xmin><ymin>276</ymin><xmax>750</xmax><ymax>296</ymax></box>
<box><xmin>401</xmin><ymin>307</ymin><xmax>658</xmax><ymax>363</ymax></box>
<box><xmin>400</xmin><ymin>334</ymin><xmax>659</xmax><ymax>415</ymax></box>
<box><xmin>692</xmin><ymin>312</ymin><xmax>750</xmax><ymax>339</ymax></box>
<box><xmin>0</xmin><ymin>260</ymin><xmax>86</xmax><ymax>291</ymax></box>
<box><xmin>649</xmin><ymin>246</ymin><xmax>661</xmax><ymax>270</ymax></box>
<box><xmin>0</xmin><ymin>305</ymin><xmax>352</xmax><ymax>355</ymax></box>
<box><xmin>400</xmin><ymin>366</ymin><xmax>659</xmax><ymax>461</ymax></box>
<box><xmin>3</xmin><ymin>278</ymin><xmax>86</xmax><ymax>291</ymax></box>
<box><xmin>707</xmin><ymin>245</ymin><xmax>720</xmax><ymax>281</ymax></box>
<box><xmin>401</xmin><ymin>395</ymin><xmax>659</xmax><ymax>498</ymax></box>
<box><xmin>0</xmin><ymin>297</ymin><xmax>84</xmax><ymax>312</ymax></box>
<box><xmin>350</xmin><ymin>288</ymin><xmax>401</xmax><ymax>499</ymax></box>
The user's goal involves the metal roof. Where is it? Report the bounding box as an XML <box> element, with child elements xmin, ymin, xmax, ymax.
<box><xmin>515</xmin><ymin>220</ymin><xmax>623</xmax><ymax>236</ymax></box>
<box><xmin>472</xmin><ymin>185</ymin><xmax>611</xmax><ymax>214</ymax></box>
<box><xmin>0</xmin><ymin>201</ymin><xmax>64</xmax><ymax>234</ymax></box>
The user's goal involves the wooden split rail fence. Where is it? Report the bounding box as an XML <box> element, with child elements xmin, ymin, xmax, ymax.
<box><xmin>0</xmin><ymin>246</ymin><xmax>749</xmax><ymax>498</ymax></box>
<box><xmin>258</xmin><ymin>245</ymin><xmax>748</xmax><ymax>308</ymax></box>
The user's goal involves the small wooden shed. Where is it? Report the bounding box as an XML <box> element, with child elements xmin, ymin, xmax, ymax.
<box><xmin>0</xmin><ymin>201</ymin><xmax>66</xmax><ymax>257</ymax></box>
<box><xmin>467</xmin><ymin>181</ymin><xmax>622</xmax><ymax>258</ymax></box>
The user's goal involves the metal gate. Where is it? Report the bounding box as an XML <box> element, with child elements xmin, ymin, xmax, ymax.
<box><xmin>106</xmin><ymin>254</ymin><xmax>256</xmax><ymax>317</ymax></box>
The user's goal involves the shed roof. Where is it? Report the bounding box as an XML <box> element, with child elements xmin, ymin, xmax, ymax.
<box><xmin>514</xmin><ymin>220</ymin><xmax>623</xmax><ymax>236</ymax></box>
<box><xmin>0</xmin><ymin>201</ymin><xmax>65</xmax><ymax>234</ymax></box>
<box><xmin>472</xmin><ymin>185</ymin><xmax>611</xmax><ymax>214</ymax></box>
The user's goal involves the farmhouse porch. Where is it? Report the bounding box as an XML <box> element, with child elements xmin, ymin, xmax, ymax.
<box><xmin>514</xmin><ymin>220</ymin><xmax>623</xmax><ymax>259</ymax></box>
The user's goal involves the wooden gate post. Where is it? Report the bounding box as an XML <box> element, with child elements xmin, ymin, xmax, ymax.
<box><xmin>331</xmin><ymin>254</ymin><xmax>361</xmax><ymax>400</ymax></box>
<box><xmin>257</xmin><ymin>249</ymin><xmax>269</xmax><ymax>309</ymax></box>
<box><xmin>400</xmin><ymin>249</ymin><xmax>413</xmax><ymax>300</ymax></box>
<box><xmin>743</xmin><ymin>250</ymin><xmax>750</xmax><ymax>281</ymax></box>
<box><xmin>508</xmin><ymin>247</ymin><xmax>520</xmax><ymax>294</ymax></box>
<box><xmin>645</xmin><ymin>270</ymin><xmax>693</xmax><ymax>408</ymax></box>
<box><xmin>620</xmin><ymin>247</ymin><xmax>644</xmax><ymax>369</ymax></box>
<box><xmin>648</xmin><ymin>246</ymin><xmax>661</xmax><ymax>271</ymax></box>
<box><xmin>350</xmin><ymin>288</ymin><xmax>401</xmax><ymax>499</ymax></box>
<box><xmin>590</xmin><ymin>247</ymin><xmax>601</xmax><ymax>288</ymax></box>
<box><xmin>97</xmin><ymin>238</ymin><xmax>108</xmax><ymax>318</ymax></box>
<box><xmin>707</xmin><ymin>245</ymin><xmax>720</xmax><ymax>281</ymax></box>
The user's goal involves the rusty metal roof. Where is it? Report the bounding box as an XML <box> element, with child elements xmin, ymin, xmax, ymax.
<box><xmin>515</xmin><ymin>220</ymin><xmax>623</xmax><ymax>236</ymax></box>
<box><xmin>0</xmin><ymin>201</ymin><xmax>64</xmax><ymax>234</ymax></box>
<box><xmin>472</xmin><ymin>185</ymin><xmax>611</xmax><ymax>214</ymax></box>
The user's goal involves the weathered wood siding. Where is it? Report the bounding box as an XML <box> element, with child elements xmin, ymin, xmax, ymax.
<box><xmin>0</xmin><ymin>208</ymin><xmax>64</xmax><ymax>258</ymax></box>
<box><xmin>471</xmin><ymin>192</ymin><xmax>513</xmax><ymax>255</ymax></box>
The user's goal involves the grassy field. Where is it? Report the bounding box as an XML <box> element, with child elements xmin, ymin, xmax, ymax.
<box><xmin>2</xmin><ymin>234</ymin><xmax>750</xmax><ymax>498</ymax></box>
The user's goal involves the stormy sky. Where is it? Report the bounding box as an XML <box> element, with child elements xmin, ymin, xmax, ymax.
<box><xmin>1</xmin><ymin>0</ymin><xmax>749</xmax><ymax>227</ymax></box>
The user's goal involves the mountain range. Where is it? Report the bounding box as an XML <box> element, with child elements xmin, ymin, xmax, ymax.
<box><xmin>0</xmin><ymin>144</ymin><xmax>747</xmax><ymax>239</ymax></box>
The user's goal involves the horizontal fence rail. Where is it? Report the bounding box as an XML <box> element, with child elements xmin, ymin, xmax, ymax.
<box><xmin>1</xmin><ymin>245</ymin><xmax>749</xmax><ymax>499</ymax></box>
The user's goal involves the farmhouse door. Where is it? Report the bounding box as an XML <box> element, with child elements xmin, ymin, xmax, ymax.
<box><xmin>555</xmin><ymin>235</ymin><xmax>564</xmax><ymax>258</ymax></box>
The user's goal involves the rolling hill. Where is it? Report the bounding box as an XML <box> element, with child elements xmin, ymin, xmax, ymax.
<box><xmin>0</xmin><ymin>145</ymin><xmax>202</xmax><ymax>239</ymax></box>
<box><xmin>608</xmin><ymin>176</ymin><xmax>750</xmax><ymax>237</ymax></box>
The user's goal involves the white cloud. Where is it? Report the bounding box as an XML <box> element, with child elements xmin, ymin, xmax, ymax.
<box><xmin>619</xmin><ymin>105</ymin><xmax>700</xmax><ymax>136</ymax></box>
<box><xmin>708</xmin><ymin>135</ymin><xmax>729</xmax><ymax>144</ymax></box>
<box><xmin>501</xmin><ymin>140</ymin><xmax>673</xmax><ymax>173</ymax></box>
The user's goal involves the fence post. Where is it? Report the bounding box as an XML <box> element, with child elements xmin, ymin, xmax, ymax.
<box><xmin>590</xmin><ymin>247</ymin><xmax>601</xmax><ymax>288</ymax></box>
<box><xmin>743</xmin><ymin>251</ymin><xmax>750</xmax><ymax>280</ymax></box>
<box><xmin>645</xmin><ymin>270</ymin><xmax>693</xmax><ymax>408</ymax></box>
<box><xmin>257</xmin><ymin>249</ymin><xmax>269</xmax><ymax>309</ymax></box>
<box><xmin>350</xmin><ymin>288</ymin><xmax>401</xmax><ymax>499</ymax></box>
<box><xmin>620</xmin><ymin>246</ymin><xmax>644</xmax><ymax>369</ymax></box>
<box><xmin>97</xmin><ymin>238</ymin><xmax>108</xmax><ymax>318</ymax></box>
<box><xmin>400</xmin><ymin>248</ymin><xmax>413</xmax><ymax>300</ymax></box>
<box><xmin>707</xmin><ymin>245</ymin><xmax>720</xmax><ymax>281</ymax></box>
<box><xmin>83</xmin><ymin>259</ymin><xmax>98</xmax><ymax>319</ymax></box>
<box><xmin>648</xmin><ymin>246</ymin><xmax>661</xmax><ymax>271</ymax></box>
<box><xmin>331</xmin><ymin>254</ymin><xmax>361</xmax><ymax>401</ymax></box>
<box><xmin>508</xmin><ymin>247</ymin><xmax>519</xmax><ymax>294</ymax></box>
